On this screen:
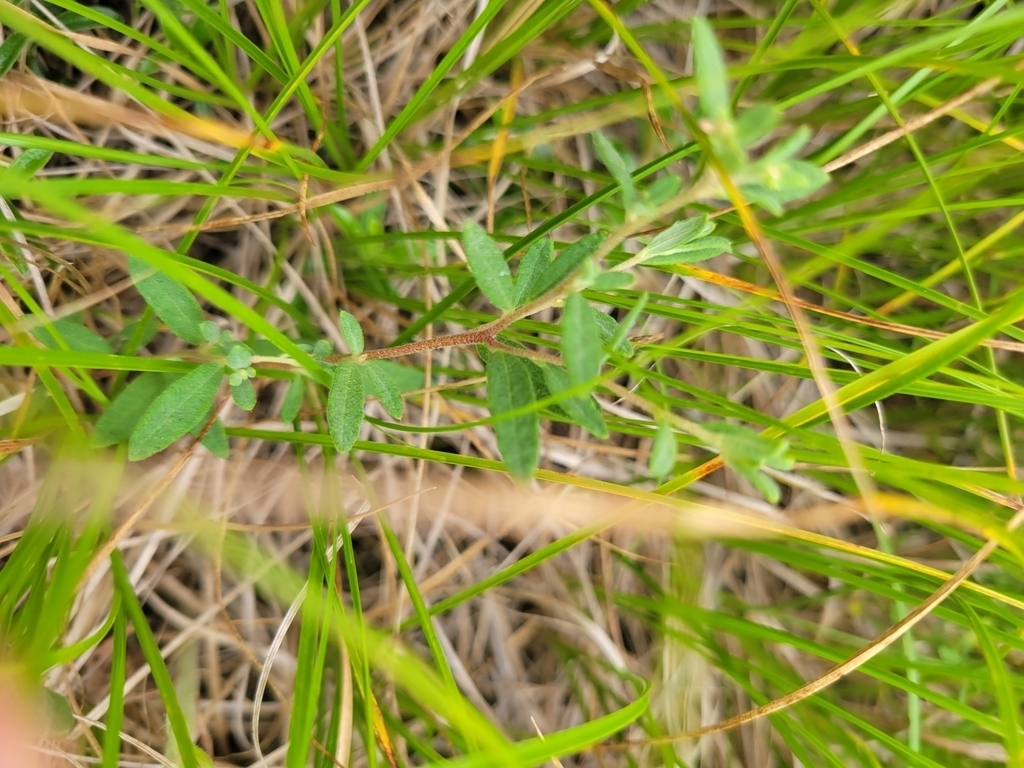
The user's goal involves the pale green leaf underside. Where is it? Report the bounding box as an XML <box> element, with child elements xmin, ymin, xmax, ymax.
<box><xmin>487</xmin><ymin>351</ymin><xmax>540</xmax><ymax>482</ymax></box>
<box><xmin>462</xmin><ymin>221</ymin><xmax>514</xmax><ymax>311</ymax></box>
<box><xmin>327</xmin><ymin>360</ymin><xmax>365</xmax><ymax>452</ymax></box>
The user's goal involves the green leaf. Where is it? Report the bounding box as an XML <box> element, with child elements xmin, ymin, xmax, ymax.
<box><xmin>512</xmin><ymin>238</ymin><xmax>553</xmax><ymax>308</ymax></box>
<box><xmin>0</xmin><ymin>33</ymin><xmax>27</xmax><ymax>79</ymax></box>
<box><xmin>368</xmin><ymin>360</ymin><xmax>424</xmax><ymax>393</ymax></box>
<box><xmin>199</xmin><ymin>320</ymin><xmax>220</xmax><ymax>343</ymax></box>
<box><xmin>641</xmin><ymin>236</ymin><xmax>732</xmax><ymax>266</ymax></box>
<box><xmin>32</xmin><ymin>318</ymin><xmax>112</xmax><ymax>354</ymax></box>
<box><xmin>127</xmin><ymin>363</ymin><xmax>223</xmax><ymax>460</ymax></box>
<box><xmin>338</xmin><ymin>310</ymin><xmax>364</xmax><ymax>356</ymax></box>
<box><xmin>327</xmin><ymin>360</ymin><xmax>364</xmax><ymax>452</ymax></box>
<box><xmin>762</xmin><ymin>125</ymin><xmax>811</xmax><ymax>163</ymax></box>
<box><xmin>225</xmin><ymin>344</ymin><xmax>253</xmax><ymax>370</ymax></box>
<box><xmin>639</xmin><ymin>216</ymin><xmax>714</xmax><ymax>260</ymax></box>
<box><xmin>127</xmin><ymin>256</ymin><xmax>205</xmax><ymax>345</ymax></box>
<box><xmin>462</xmin><ymin>221</ymin><xmax>514</xmax><ymax>311</ymax></box>
<box><xmin>735</xmin><ymin>104</ymin><xmax>781</xmax><ymax>148</ymax></box>
<box><xmin>592</xmin><ymin>309</ymin><xmax>634</xmax><ymax>357</ymax></box>
<box><xmin>312</xmin><ymin>339</ymin><xmax>333</xmax><ymax>359</ymax></box>
<box><xmin>231</xmin><ymin>379</ymin><xmax>257</xmax><ymax>411</ymax></box>
<box><xmin>562</xmin><ymin>292</ymin><xmax>603</xmax><ymax>387</ymax></box>
<box><xmin>635</xmin><ymin>216</ymin><xmax>732</xmax><ymax>267</ymax></box>
<box><xmin>692</xmin><ymin>17</ymin><xmax>731</xmax><ymax>121</ymax></box>
<box><xmin>609</xmin><ymin>292</ymin><xmax>648</xmax><ymax>356</ymax></box>
<box><xmin>542</xmin><ymin>364</ymin><xmax>608</xmax><ymax>439</ymax></box>
<box><xmin>41</xmin><ymin>688</ymin><xmax>75</xmax><ymax>735</ymax></box>
<box><xmin>93</xmin><ymin>373</ymin><xmax>176</xmax><ymax>448</ymax></box>
<box><xmin>365</xmin><ymin>360</ymin><xmax>404</xmax><ymax>420</ymax></box>
<box><xmin>701</xmin><ymin>422</ymin><xmax>793</xmax><ymax>504</ymax></box>
<box><xmin>530</xmin><ymin>232</ymin><xmax>605</xmax><ymax>300</ymax></box>
<box><xmin>4</xmin><ymin>148</ymin><xmax>53</xmax><ymax>178</ymax></box>
<box><xmin>593</xmin><ymin>132</ymin><xmax>635</xmax><ymax>210</ymax></box>
<box><xmin>200</xmin><ymin>418</ymin><xmax>229</xmax><ymax>458</ymax></box>
<box><xmin>589</xmin><ymin>272</ymin><xmax>635</xmax><ymax>291</ymax></box>
<box><xmin>649</xmin><ymin>420</ymin><xmax>676</xmax><ymax>479</ymax></box>
<box><xmin>486</xmin><ymin>352</ymin><xmax>540</xmax><ymax>482</ymax></box>
<box><xmin>640</xmin><ymin>175</ymin><xmax>682</xmax><ymax>208</ymax></box>
<box><xmin>281</xmin><ymin>377</ymin><xmax>304</xmax><ymax>423</ymax></box>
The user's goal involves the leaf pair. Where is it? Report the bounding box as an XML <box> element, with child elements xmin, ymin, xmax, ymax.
<box><xmin>636</xmin><ymin>215</ymin><xmax>732</xmax><ymax>267</ymax></box>
<box><xmin>326</xmin><ymin>313</ymin><xmax>405</xmax><ymax>453</ymax></box>
<box><xmin>462</xmin><ymin>222</ymin><xmax>606</xmax><ymax>311</ymax></box>
<box><xmin>105</xmin><ymin>364</ymin><xmax>224</xmax><ymax>461</ymax></box>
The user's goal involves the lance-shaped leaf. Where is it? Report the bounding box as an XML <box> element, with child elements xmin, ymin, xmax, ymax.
<box><xmin>93</xmin><ymin>372</ymin><xmax>175</xmax><ymax>448</ymax></box>
<box><xmin>639</xmin><ymin>216</ymin><xmax>714</xmax><ymax>260</ymax></box>
<box><xmin>127</xmin><ymin>363</ymin><xmax>223</xmax><ymax>460</ymax></box>
<box><xmin>649</xmin><ymin>420</ymin><xmax>677</xmax><ymax>479</ymax></box>
<box><xmin>692</xmin><ymin>16</ymin><xmax>730</xmax><ymax>122</ymax></box>
<box><xmin>327</xmin><ymin>360</ymin><xmax>365</xmax><ymax>452</ymax></box>
<box><xmin>487</xmin><ymin>352</ymin><xmax>540</xmax><ymax>482</ymax></box>
<box><xmin>593</xmin><ymin>132</ymin><xmax>635</xmax><ymax>210</ymax></box>
<box><xmin>364</xmin><ymin>360</ymin><xmax>404</xmax><ymax>420</ymax></box>
<box><xmin>542</xmin><ymin>364</ymin><xmax>608</xmax><ymax>439</ymax></box>
<box><xmin>530</xmin><ymin>232</ymin><xmax>605</xmax><ymax>299</ymax></box>
<box><xmin>4</xmin><ymin>148</ymin><xmax>53</xmax><ymax>178</ymax></box>
<box><xmin>33</xmin><ymin>318</ymin><xmax>112</xmax><ymax>354</ymax></box>
<box><xmin>641</xmin><ymin>237</ymin><xmax>732</xmax><ymax>266</ymax></box>
<box><xmin>338</xmin><ymin>310</ymin><xmax>364</xmax><ymax>356</ymax></box>
<box><xmin>281</xmin><ymin>377</ymin><xmax>304</xmax><ymax>423</ymax></box>
<box><xmin>128</xmin><ymin>256</ymin><xmax>205</xmax><ymax>345</ymax></box>
<box><xmin>512</xmin><ymin>238</ymin><xmax>553</xmax><ymax>308</ymax></box>
<box><xmin>562</xmin><ymin>292</ymin><xmax>603</xmax><ymax>387</ymax></box>
<box><xmin>637</xmin><ymin>215</ymin><xmax>732</xmax><ymax>266</ymax></box>
<box><xmin>592</xmin><ymin>310</ymin><xmax>634</xmax><ymax>357</ymax></box>
<box><xmin>462</xmin><ymin>221</ymin><xmax>514</xmax><ymax>311</ymax></box>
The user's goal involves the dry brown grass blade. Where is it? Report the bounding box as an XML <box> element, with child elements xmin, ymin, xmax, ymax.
<box><xmin>822</xmin><ymin>75</ymin><xmax>1002</xmax><ymax>174</ymax></box>
<box><xmin>670</xmin><ymin>263</ymin><xmax>1024</xmax><ymax>353</ymax></box>
<box><xmin>486</xmin><ymin>58</ymin><xmax>524</xmax><ymax>232</ymax></box>
<box><xmin>0</xmin><ymin>437</ymin><xmax>38</xmax><ymax>458</ymax></box>
<box><xmin>0</xmin><ymin>72</ymin><xmax>278</xmax><ymax>152</ymax></box>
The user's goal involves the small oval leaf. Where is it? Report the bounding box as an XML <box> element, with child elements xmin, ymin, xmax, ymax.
<box><xmin>127</xmin><ymin>257</ymin><xmax>205</xmax><ymax>345</ymax></box>
<box><xmin>338</xmin><ymin>310</ymin><xmax>364</xmax><ymax>356</ymax></box>
<box><xmin>649</xmin><ymin>420</ymin><xmax>676</xmax><ymax>479</ymax></box>
<box><xmin>531</xmin><ymin>232</ymin><xmax>605</xmax><ymax>300</ymax></box>
<box><xmin>487</xmin><ymin>352</ymin><xmax>540</xmax><ymax>482</ymax></box>
<box><xmin>327</xmin><ymin>360</ymin><xmax>365</xmax><ymax>452</ymax></box>
<box><xmin>231</xmin><ymin>379</ymin><xmax>257</xmax><ymax>411</ymax></box>
<box><xmin>512</xmin><ymin>238</ymin><xmax>553</xmax><ymax>308</ymax></box>
<box><xmin>127</xmin><ymin>363</ymin><xmax>223</xmax><ymax>461</ymax></box>
<box><xmin>462</xmin><ymin>221</ymin><xmax>515</xmax><ymax>311</ymax></box>
<box><xmin>93</xmin><ymin>373</ymin><xmax>175</xmax><ymax>448</ymax></box>
<box><xmin>364</xmin><ymin>361</ymin><xmax>404</xmax><ymax>420</ymax></box>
